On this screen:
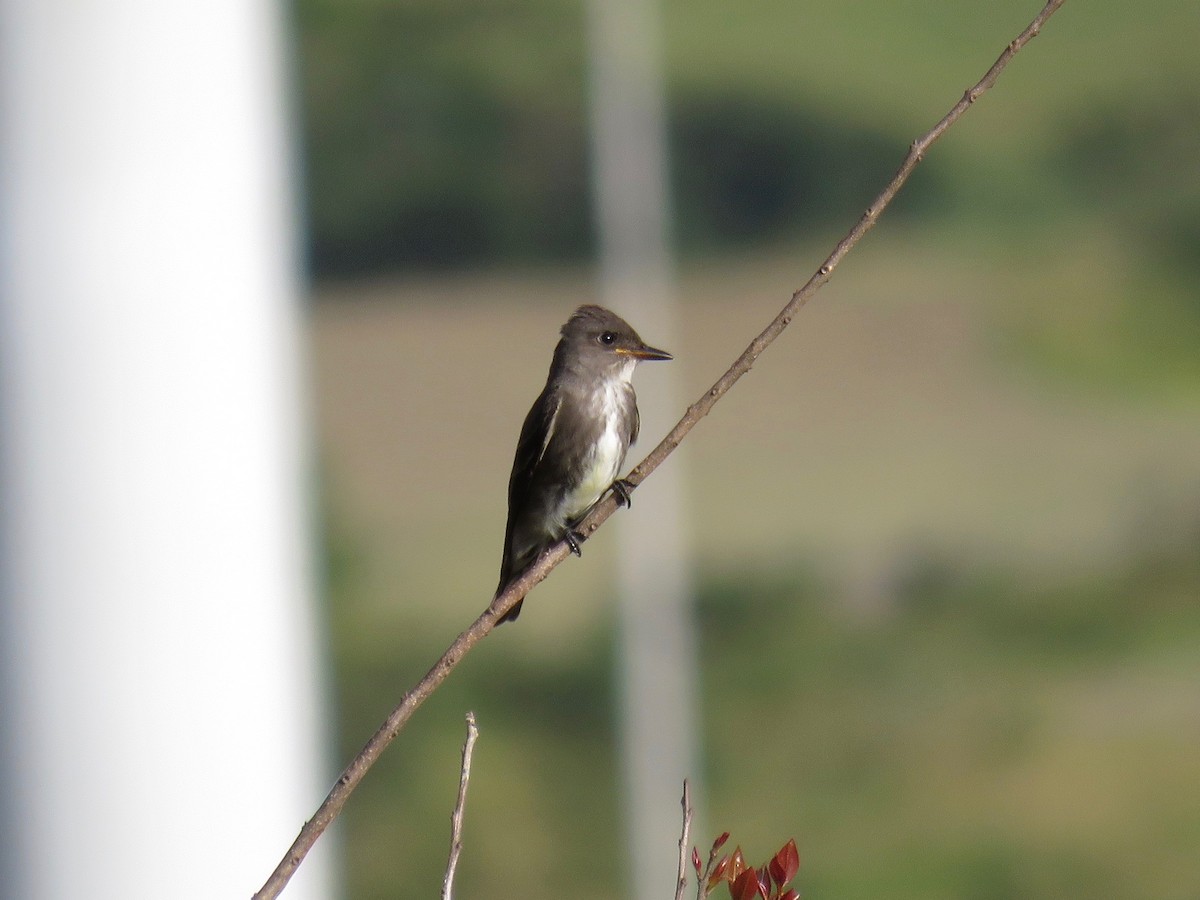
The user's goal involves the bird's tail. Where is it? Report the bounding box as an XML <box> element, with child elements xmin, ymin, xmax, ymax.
<box><xmin>496</xmin><ymin>594</ymin><xmax>524</xmax><ymax>625</ymax></box>
<box><xmin>492</xmin><ymin>566</ymin><xmax>525</xmax><ymax>624</ymax></box>
<box><xmin>496</xmin><ymin>541</ymin><xmax>538</xmax><ymax>624</ymax></box>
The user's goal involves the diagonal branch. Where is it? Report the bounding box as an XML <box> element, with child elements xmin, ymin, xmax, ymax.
<box><xmin>251</xmin><ymin>2</ymin><xmax>1068</xmax><ymax>896</ymax></box>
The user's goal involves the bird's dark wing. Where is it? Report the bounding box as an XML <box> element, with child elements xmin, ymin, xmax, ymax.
<box><xmin>496</xmin><ymin>387</ymin><xmax>561</xmax><ymax>620</ymax></box>
<box><xmin>507</xmin><ymin>386</ymin><xmax>561</xmax><ymax>522</ymax></box>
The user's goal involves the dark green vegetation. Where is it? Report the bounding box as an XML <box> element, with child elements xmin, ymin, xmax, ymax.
<box><xmin>295</xmin><ymin>1</ymin><xmax>1200</xmax><ymax>282</ymax></box>
<box><xmin>296</xmin><ymin>0</ymin><xmax>594</xmax><ymax>274</ymax></box>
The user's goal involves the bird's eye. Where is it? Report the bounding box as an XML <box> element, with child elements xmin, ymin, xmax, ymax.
<box><xmin>599</xmin><ymin>331</ymin><xmax>617</xmax><ymax>345</ymax></box>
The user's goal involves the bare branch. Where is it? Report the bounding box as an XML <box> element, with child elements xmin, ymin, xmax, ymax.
<box><xmin>441</xmin><ymin>712</ymin><xmax>480</xmax><ymax>900</ymax></box>
<box><xmin>675</xmin><ymin>780</ymin><xmax>694</xmax><ymax>900</ymax></box>
<box><xmin>251</xmin><ymin>3</ymin><xmax>1069</xmax><ymax>896</ymax></box>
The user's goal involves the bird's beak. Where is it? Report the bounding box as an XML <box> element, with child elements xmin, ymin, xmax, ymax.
<box><xmin>619</xmin><ymin>344</ymin><xmax>673</xmax><ymax>361</ymax></box>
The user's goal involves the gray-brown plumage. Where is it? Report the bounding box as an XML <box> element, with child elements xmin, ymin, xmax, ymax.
<box><xmin>495</xmin><ymin>305</ymin><xmax>672</xmax><ymax>623</ymax></box>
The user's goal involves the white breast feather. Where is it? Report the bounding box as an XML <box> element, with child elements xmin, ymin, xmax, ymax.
<box><xmin>554</xmin><ymin>366</ymin><xmax>633</xmax><ymax>528</ymax></box>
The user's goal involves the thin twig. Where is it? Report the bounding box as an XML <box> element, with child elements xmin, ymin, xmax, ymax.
<box><xmin>441</xmin><ymin>712</ymin><xmax>480</xmax><ymax>900</ymax></box>
<box><xmin>251</xmin><ymin>3</ymin><xmax>1068</xmax><ymax>896</ymax></box>
<box><xmin>675</xmin><ymin>780</ymin><xmax>693</xmax><ymax>900</ymax></box>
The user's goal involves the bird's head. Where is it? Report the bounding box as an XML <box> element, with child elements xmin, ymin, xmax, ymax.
<box><xmin>556</xmin><ymin>305</ymin><xmax>672</xmax><ymax>379</ymax></box>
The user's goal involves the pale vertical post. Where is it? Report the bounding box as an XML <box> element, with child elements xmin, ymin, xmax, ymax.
<box><xmin>0</xmin><ymin>2</ymin><xmax>332</xmax><ymax>898</ymax></box>
<box><xmin>584</xmin><ymin>2</ymin><xmax>701</xmax><ymax>898</ymax></box>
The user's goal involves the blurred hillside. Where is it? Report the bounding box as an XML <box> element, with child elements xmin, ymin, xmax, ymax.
<box><xmin>296</xmin><ymin>0</ymin><xmax>1199</xmax><ymax>282</ymax></box>
<box><xmin>298</xmin><ymin>2</ymin><xmax>1200</xmax><ymax>899</ymax></box>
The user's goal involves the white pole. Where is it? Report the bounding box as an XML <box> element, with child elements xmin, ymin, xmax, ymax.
<box><xmin>584</xmin><ymin>2</ymin><xmax>701</xmax><ymax>898</ymax></box>
<box><xmin>0</xmin><ymin>3</ymin><xmax>332</xmax><ymax>898</ymax></box>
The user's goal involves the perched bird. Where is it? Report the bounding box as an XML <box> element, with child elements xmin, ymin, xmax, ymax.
<box><xmin>495</xmin><ymin>305</ymin><xmax>672</xmax><ymax>623</ymax></box>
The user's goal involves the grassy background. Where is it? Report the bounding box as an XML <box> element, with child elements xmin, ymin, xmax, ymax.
<box><xmin>300</xmin><ymin>1</ymin><xmax>1200</xmax><ymax>897</ymax></box>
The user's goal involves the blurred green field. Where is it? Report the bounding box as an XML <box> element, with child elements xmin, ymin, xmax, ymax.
<box><xmin>321</xmin><ymin>547</ymin><xmax>1200</xmax><ymax>900</ymax></box>
<box><xmin>301</xmin><ymin>0</ymin><xmax>1200</xmax><ymax>897</ymax></box>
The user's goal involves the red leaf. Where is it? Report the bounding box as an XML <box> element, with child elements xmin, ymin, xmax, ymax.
<box><xmin>779</xmin><ymin>891</ymin><xmax>800</xmax><ymax>900</ymax></box>
<box><xmin>708</xmin><ymin>856</ymin><xmax>731</xmax><ymax>888</ymax></box>
<box><xmin>771</xmin><ymin>839</ymin><xmax>800</xmax><ymax>886</ymax></box>
<box><xmin>729</xmin><ymin>869</ymin><xmax>764</xmax><ymax>900</ymax></box>
<box><xmin>729</xmin><ymin>847</ymin><xmax>748</xmax><ymax>880</ymax></box>
<box><xmin>768</xmin><ymin>856</ymin><xmax>785</xmax><ymax>887</ymax></box>
<box><xmin>756</xmin><ymin>866</ymin><xmax>771</xmax><ymax>895</ymax></box>
<box><xmin>692</xmin><ymin>847</ymin><xmax>702</xmax><ymax>875</ymax></box>
<box><xmin>713</xmin><ymin>831</ymin><xmax>731</xmax><ymax>852</ymax></box>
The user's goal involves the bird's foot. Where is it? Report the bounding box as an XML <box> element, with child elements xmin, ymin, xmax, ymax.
<box><xmin>610</xmin><ymin>478</ymin><xmax>634</xmax><ymax>509</ymax></box>
<box><xmin>565</xmin><ymin>530</ymin><xmax>584</xmax><ymax>557</ymax></box>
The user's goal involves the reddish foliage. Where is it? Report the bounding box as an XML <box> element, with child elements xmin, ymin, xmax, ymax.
<box><xmin>729</xmin><ymin>869</ymin><xmax>765</xmax><ymax>900</ymax></box>
<box><xmin>692</xmin><ymin>833</ymin><xmax>802</xmax><ymax>900</ymax></box>
<box><xmin>729</xmin><ymin>847</ymin><xmax>748</xmax><ymax>881</ymax></box>
<box><xmin>708</xmin><ymin>856</ymin><xmax>730</xmax><ymax>889</ymax></box>
<box><xmin>768</xmin><ymin>838</ymin><xmax>800</xmax><ymax>887</ymax></box>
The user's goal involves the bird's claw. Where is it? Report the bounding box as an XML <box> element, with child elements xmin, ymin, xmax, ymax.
<box><xmin>565</xmin><ymin>530</ymin><xmax>584</xmax><ymax>557</ymax></box>
<box><xmin>611</xmin><ymin>478</ymin><xmax>634</xmax><ymax>509</ymax></box>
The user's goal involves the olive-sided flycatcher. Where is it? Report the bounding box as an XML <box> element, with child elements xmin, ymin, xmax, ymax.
<box><xmin>495</xmin><ymin>305</ymin><xmax>672</xmax><ymax>623</ymax></box>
